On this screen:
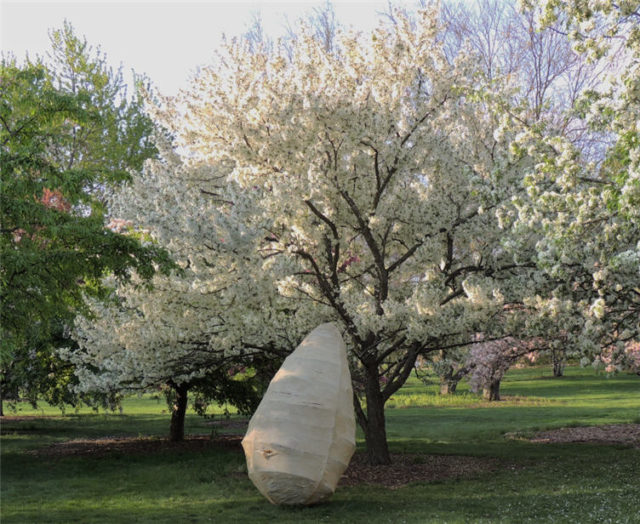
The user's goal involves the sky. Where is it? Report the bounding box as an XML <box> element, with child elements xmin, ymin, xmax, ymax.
<box><xmin>0</xmin><ymin>0</ymin><xmax>397</xmax><ymax>96</ymax></box>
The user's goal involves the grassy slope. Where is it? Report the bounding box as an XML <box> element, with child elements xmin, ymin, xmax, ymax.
<box><xmin>2</xmin><ymin>366</ymin><xmax>639</xmax><ymax>523</ymax></box>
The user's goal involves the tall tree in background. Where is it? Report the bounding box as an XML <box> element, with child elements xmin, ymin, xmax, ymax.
<box><xmin>245</xmin><ymin>0</ymin><xmax>341</xmax><ymax>59</ymax></box>
<box><xmin>45</xmin><ymin>21</ymin><xmax>157</xmax><ymax>186</ymax></box>
<box><xmin>441</xmin><ymin>0</ymin><xmax>605</xmax><ymax>156</ymax></box>
<box><xmin>0</xmin><ymin>23</ymin><xmax>172</xmax><ymax>414</ymax></box>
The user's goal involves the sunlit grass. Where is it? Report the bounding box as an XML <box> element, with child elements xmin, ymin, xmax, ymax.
<box><xmin>4</xmin><ymin>392</ymin><xmax>238</xmax><ymax>417</ymax></box>
<box><xmin>386</xmin><ymin>391</ymin><xmax>559</xmax><ymax>409</ymax></box>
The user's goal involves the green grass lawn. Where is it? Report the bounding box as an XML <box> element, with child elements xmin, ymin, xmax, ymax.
<box><xmin>2</xmin><ymin>366</ymin><xmax>639</xmax><ymax>523</ymax></box>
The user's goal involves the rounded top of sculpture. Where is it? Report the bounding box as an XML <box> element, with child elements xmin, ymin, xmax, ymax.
<box><xmin>312</xmin><ymin>322</ymin><xmax>342</xmax><ymax>337</ymax></box>
<box><xmin>296</xmin><ymin>322</ymin><xmax>346</xmax><ymax>360</ymax></box>
<box><xmin>306</xmin><ymin>322</ymin><xmax>344</xmax><ymax>344</ymax></box>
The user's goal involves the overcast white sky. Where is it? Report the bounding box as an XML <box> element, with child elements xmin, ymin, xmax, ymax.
<box><xmin>1</xmin><ymin>0</ymin><xmax>399</xmax><ymax>96</ymax></box>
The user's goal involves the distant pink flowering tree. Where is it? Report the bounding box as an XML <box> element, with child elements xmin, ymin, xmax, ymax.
<box><xmin>594</xmin><ymin>341</ymin><xmax>640</xmax><ymax>375</ymax></box>
<box><xmin>467</xmin><ymin>336</ymin><xmax>540</xmax><ymax>401</ymax></box>
<box><xmin>625</xmin><ymin>342</ymin><xmax>640</xmax><ymax>374</ymax></box>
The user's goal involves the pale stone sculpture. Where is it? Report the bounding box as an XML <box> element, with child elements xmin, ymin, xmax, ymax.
<box><xmin>241</xmin><ymin>322</ymin><xmax>356</xmax><ymax>505</ymax></box>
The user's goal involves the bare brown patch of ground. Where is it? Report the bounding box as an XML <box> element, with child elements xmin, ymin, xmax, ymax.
<box><xmin>29</xmin><ymin>435</ymin><xmax>243</xmax><ymax>458</ymax></box>
<box><xmin>529</xmin><ymin>423</ymin><xmax>640</xmax><ymax>448</ymax></box>
<box><xmin>205</xmin><ymin>418</ymin><xmax>249</xmax><ymax>433</ymax></box>
<box><xmin>28</xmin><ymin>432</ymin><xmax>502</xmax><ymax>488</ymax></box>
<box><xmin>339</xmin><ymin>453</ymin><xmax>502</xmax><ymax>489</ymax></box>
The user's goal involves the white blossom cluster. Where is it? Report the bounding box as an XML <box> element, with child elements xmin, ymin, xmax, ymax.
<box><xmin>68</xmin><ymin>136</ymin><xmax>314</xmax><ymax>395</ymax></box>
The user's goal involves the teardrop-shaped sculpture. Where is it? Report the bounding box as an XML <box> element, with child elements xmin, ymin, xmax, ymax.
<box><xmin>241</xmin><ymin>323</ymin><xmax>356</xmax><ymax>505</ymax></box>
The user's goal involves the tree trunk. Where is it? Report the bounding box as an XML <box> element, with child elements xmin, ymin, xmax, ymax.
<box><xmin>482</xmin><ymin>379</ymin><xmax>501</xmax><ymax>401</ymax></box>
<box><xmin>439</xmin><ymin>364</ymin><xmax>457</xmax><ymax>395</ymax></box>
<box><xmin>552</xmin><ymin>360</ymin><xmax>565</xmax><ymax>377</ymax></box>
<box><xmin>362</xmin><ymin>364</ymin><xmax>391</xmax><ymax>465</ymax></box>
<box><xmin>440</xmin><ymin>364</ymin><xmax>470</xmax><ymax>395</ymax></box>
<box><xmin>169</xmin><ymin>382</ymin><xmax>189</xmax><ymax>442</ymax></box>
<box><xmin>440</xmin><ymin>379</ymin><xmax>458</xmax><ymax>395</ymax></box>
<box><xmin>552</xmin><ymin>351</ymin><xmax>565</xmax><ymax>377</ymax></box>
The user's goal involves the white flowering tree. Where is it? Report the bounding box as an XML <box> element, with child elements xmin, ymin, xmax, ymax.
<box><xmin>175</xmin><ymin>8</ymin><xmax>536</xmax><ymax>464</ymax></box>
<box><xmin>509</xmin><ymin>1</ymin><xmax>640</xmax><ymax>365</ymax></box>
<box><xmin>68</xmin><ymin>137</ymin><xmax>312</xmax><ymax>441</ymax></box>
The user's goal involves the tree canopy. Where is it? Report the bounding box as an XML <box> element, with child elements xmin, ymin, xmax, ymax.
<box><xmin>159</xmin><ymin>7</ymin><xmax>543</xmax><ymax>464</ymax></box>
<box><xmin>510</xmin><ymin>0</ymin><xmax>640</xmax><ymax>365</ymax></box>
<box><xmin>0</xmin><ymin>24</ymin><xmax>173</xmax><ymax>410</ymax></box>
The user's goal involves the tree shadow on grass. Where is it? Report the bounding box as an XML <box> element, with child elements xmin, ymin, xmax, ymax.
<box><xmin>3</xmin><ymin>432</ymin><xmax>639</xmax><ymax>524</ymax></box>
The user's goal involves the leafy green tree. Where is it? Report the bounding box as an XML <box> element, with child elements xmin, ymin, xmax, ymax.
<box><xmin>45</xmin><ymin>21</ymin><xmax>157</xmax><ymax>187</ymax></box>
<box><xmin>0</xmin><ymin>25</ymin><xmax>172</xmax><ymax>414</ymax></box>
